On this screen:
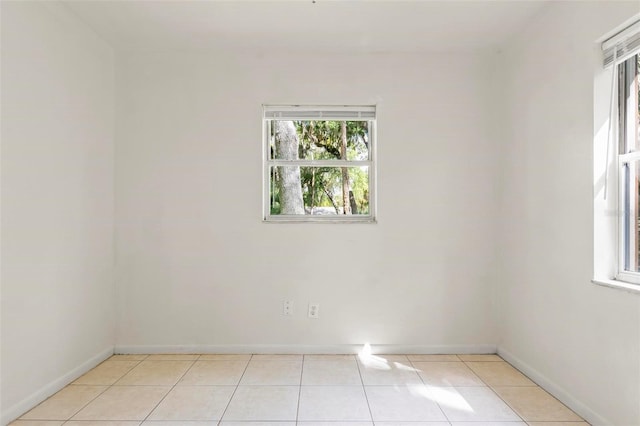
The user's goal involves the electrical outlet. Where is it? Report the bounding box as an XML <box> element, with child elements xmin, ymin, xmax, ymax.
<box><xmin>283</xmin><ymin>300</ymin><xmax>293</xmax><ymax>316</ymax></box>
<box><xmin>308</xmin><ymin>303</ymin><xmax>319</xmax><ymax>319</ymax></box>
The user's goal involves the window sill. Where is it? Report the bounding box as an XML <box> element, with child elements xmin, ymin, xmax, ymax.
<box><xmin>263</xmin><ymin>217</ymin><xmax>377</xmax><ymax>224</ymax></box>
<box><xmin>591</xmin><ymin>278</ymin><xmax>640</xmax><ymax>295</ymax></box>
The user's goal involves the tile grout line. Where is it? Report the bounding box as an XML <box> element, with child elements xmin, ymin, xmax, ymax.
<box><xmin>63</xmin><ymin>357</ymin><xmax>145</xmax><ymax>425</ymax></box>
<box><xmin>295</xmin><ymin>355</ymin><xmax>305</xmax><ymax>423</ymax></box>
<box><xmin>460</xmin><ymin>359</ymin><xmax>491</xmax><ymax>388</ymax></box>
<box><xmin>21</xmin><ymin>384</ymin><xmax>111</xmax><ymax>423</ymax></box>
<box><xmin>29</xmin><ymin>355</ymin><xmax>144</xmax><ymax>423</ymax></box>
<box><xmin>483</xmin><ymin>385</ymin><xmax>528</xmax><ymax>423</ymax></box>
<box><xmin>138</xmin><ymin>356</ymin><xmax>200</xmax><ymax>424</ymax></box>
<box><xmin>463</xmin><ymin>357</ymin><xmax>535</xmax><ymax>423</ymax></box>
<box><xmin>112</xmin><ymin>356</ymin><xmax>151</xmax><ymax>386</ymax></box>
<box><xmin>409</xmin><ymin>358</ymin><xmax>450</xmax><ymax>424</ymax></box>
<box><xmin>216</xmin><ymin>353</ymin><xmax>254</xmax><ymax>425</ymax></box>
<box><xmin>354</xmin><ymin>353</ymin><xmax>375</xmax><ymax>425</ymax></box>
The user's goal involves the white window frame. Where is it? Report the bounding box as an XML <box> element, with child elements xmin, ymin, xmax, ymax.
<box><xmin>593</xmin><ymin>19</ymin><xmax>640</xmax><ymax>293</ymax></box>
<box><xmin>262</xmin><ymin>105</ymin><xmax>377</xmax><ymax>223</ymax></box>
<box><xmin>616</xmin><ymin>54</ymin><xmax>640</xmax><ymax>285</ymax></box>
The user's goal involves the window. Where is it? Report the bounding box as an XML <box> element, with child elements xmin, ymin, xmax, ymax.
<box><xmin>594</xmin><ymin>20</ymin><xmax>640</xmax><ymax>291</ymax></box>
<box><xmin>617</xmin><ymin>54</ymin><xmax>640</xmax><ymax>284</ymax></box>
<box><xmin>262</xmin><ymin>105</ymin><xmax>376</xmax><ymax>222</ymax></box>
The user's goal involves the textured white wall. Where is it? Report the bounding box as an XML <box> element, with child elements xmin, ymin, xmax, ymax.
<box><xmin>498</xmin><ymin>1</ymin><xmax>640</xmax><ymax>424</ymax></box>
<box><xmin>1</xmin><ymin>2</ymin><xmax>115</xmax><ymax>421</ymax></box>
<box><xmin>114</xmin><ymin>51</ymin><xmax>502</xmax><ymax>351</ymax></box>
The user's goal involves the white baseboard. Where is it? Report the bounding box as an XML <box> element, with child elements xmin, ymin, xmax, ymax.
<box><xmin>497</xmin><ymin>346</ymin><xmax>610</xmax><ymax>426</ymax></box>
<box><xmin>1</xmin><ymin>346</ymin><xmax>114</xmax><ymax>426</ymax></box>
<box><xmin>114</xmin><ymin>343</ymin><xmax>497</xmax><ymax>355</ymax></box>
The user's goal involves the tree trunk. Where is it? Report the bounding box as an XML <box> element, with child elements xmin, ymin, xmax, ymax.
<box><xmin>322</xmin><ymin>186</ymin><xmax>340</xmax><ymax>214</ymax></box>
<box><xmin>310</xmin><ymin>167</ymin><xmax>316</xmax><ymax>214</ymax></box>
<box><xmin>274</xmin><ymin>121</ymin><xmax>304</xmax><ymax>214</ymax></box>
<box><xmin>340</xmin><ymin>121</ymin><xmax>351</xmax><ymax>215</ymax></box>
<box><xmin>349</xmin><ymin>190</ymin><xmax>358</xmax><ymax>214</ymax></box>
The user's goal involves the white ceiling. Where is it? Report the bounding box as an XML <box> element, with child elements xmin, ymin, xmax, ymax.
<box><xmin>62</xmin><ymin>0</ymin><xmax>549</xmax><ymax>53</ymax></box>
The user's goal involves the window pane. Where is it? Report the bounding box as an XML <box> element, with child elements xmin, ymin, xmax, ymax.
<box><xmin>637</xmin><ymin>55</ymin><xmax>639</xmax><ymax>150</ymax></box>
<box><xmin>624</xmin><ymin>160</ymin><xmax>640</xmax><ymax>272</ymax></box>
<box><xmin>269</xmin><ymin>120</ymin><xmax>370</xmax><ymax>161</ymax></box>
<box><xmin>620</xmin><ymin>55</ymin><xmax>639</xmax><ymax>153</ymax></box>
<box><xmin>270</xmin><ymin>166</ymin><xmax>369</xmax><ymax>215</ymax></box>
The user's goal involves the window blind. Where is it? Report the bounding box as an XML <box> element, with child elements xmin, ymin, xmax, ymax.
<box><xmin>603</xmin><ymin>20</ymin><xmax>640</xmax><ymax>67</ymax></box>
<box><xmin>264</xmin><ymin>105</ymin><xmax>376</xmax><ymax>121</ymax></box>
<box><xmin>602</xmin><ymin>19</ymin><xmax>640</xmax><ymax>200</ymax></box>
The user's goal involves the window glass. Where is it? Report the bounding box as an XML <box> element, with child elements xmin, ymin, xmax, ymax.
<box><xmin>269</xmin><ymin>166</ymin><xmax>369</xmax><ymax>216</ymax></box>
<box><xmin>619</xmin><ymin>55</ymin><xmax>640</xmax><ymax>277</ymax></box>
<box><xmin>263</xmin><ymin>107</ymin><xmax>376</xmax><ymax>222</ymax></box>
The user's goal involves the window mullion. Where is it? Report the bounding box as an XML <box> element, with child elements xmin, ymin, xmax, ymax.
<box><xmin>268</xmin><ymin>160</ymin><xmax>372</xmax><ymax>167</ymax></box>
<box><xmin>619</xmin><ymin>152</ymin><xmax>640</xmax><ymax>162</ymax></box>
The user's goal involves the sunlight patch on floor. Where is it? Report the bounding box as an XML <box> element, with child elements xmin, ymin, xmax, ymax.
<box><xmin>358</xmin><ymin>343</ymin><xmax>391</xmax><ymax>370</ymax></box>
<box><xmin>413</xmin><ymin>384</ymin><xmax>474</xmax><ymax>413</ymax></box>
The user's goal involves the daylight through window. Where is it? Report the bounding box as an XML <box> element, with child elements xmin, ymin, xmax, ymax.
<box><xmin>263</xmin><ymin>106</ymin><xmax>376</xmax><ymax>222</ymax></box>
<box><xmin>617</xmin><ymin>53</ymin><xmax>640</xmax><ymax>283</ymax></box>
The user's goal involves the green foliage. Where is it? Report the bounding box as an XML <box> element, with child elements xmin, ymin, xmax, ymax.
<box><xmin>269</xmin><ymin>120</ymin><xmax>370</xmax><ymax>215</ymax></box>
<box><xmin>296</xmin><ymin>120</ymin><xmax>368</xmax><ymax>161</ymax></box>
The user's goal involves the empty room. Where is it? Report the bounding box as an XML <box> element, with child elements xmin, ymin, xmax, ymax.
<box><xmin>2</xmin><ymin>0</ymin><xmax>640</xmax><ymax>425</ymax></box>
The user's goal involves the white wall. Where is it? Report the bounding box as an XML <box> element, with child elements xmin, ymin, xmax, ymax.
<box><xmin>498</xmin><ymin>1</ymin><xmax>640</xmax><ymax>424</ymax></box>
<box><xmin>1</xmin><ymin>2</ymin><xmax>115</xmax><ymax>423</ymax></box>
<box><xmin>115</xmin><ymin>51</ymin><xmax>502</xmax><ymax>352</ymax></box>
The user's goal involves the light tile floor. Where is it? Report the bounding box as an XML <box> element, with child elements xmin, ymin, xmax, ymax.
<box><xmin>10</xmin><ymin>354</ymin><xmax>589</xmax><ymax>426</ymax></box>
